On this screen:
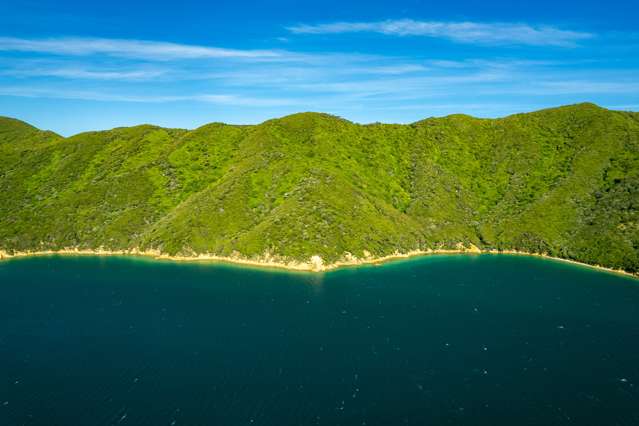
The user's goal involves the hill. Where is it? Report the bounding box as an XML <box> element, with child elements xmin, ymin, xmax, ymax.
<box><xmin>0</xmin><ymin>104</ymin><xmax>638</xmax><ymax>274</ymax></box>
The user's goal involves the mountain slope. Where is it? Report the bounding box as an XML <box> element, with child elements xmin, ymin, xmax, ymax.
<box><xmin>1</xmin><ymin>104</ymin><xmax>638</xmax><ymax>273</ymax></box>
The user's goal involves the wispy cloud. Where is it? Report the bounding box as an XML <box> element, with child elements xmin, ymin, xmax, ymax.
<box><xmin>0</xmin><ymin>36</ymin><xmax>282</xmax><ymax>60</ymax></box>
<box><xmin>0</xmin><ymin>32</ymin><xmax>636</xmax><ymax>128</ymax></box>
<box><xmin>2</xmin><ymin>58</ymin><xmax>637</xmax><ymax>106</ymax></box>
<box><xmin>286</xmin><ymin>71</ymin><xmax>509</xmax><ymax>96</ymax></box>
<box><xmin>287</xmin><ymin>20</ymin><xmax>594</xmax><ymax>47</ymax></box>
<box><xmin>1</xmin><ymin>66</ymin><xmax>167</xmax><ymax>81</ymax></box>
<box><xmin>0</xmin><ymin>85</ymin><xmax>297</xmax><ymax>106</ymax></box>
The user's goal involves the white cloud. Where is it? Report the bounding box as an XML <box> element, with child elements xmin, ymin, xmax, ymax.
<box><xmin>0</xmin><ymin>33</ymin><xmax>636</xmax><ymax>118</ymax></box>
<box><xmin>0</xmin><ymin>37</ymin><xmax>282</xmax><ymax>60</ymax></box>
<box><xmin>355</xmin><ymin>64</ymin><xmax>429</xmax><ymax>75</ymax></box>
<box><xmin>1</xmin><ymin>67</ymin><xmax>167</xmax><ymax>81</ymax></box>
<box><xmin>288</xmin><ymin>20</ymin><xmax>594</xmax><ymax>47</ymax></box>
<box><xmin>287</xmin><ymin>71</ymin><xmax>508</xmax><ymax>95</ymax></box>
<box><xmin>0</xmin><ymin>85</ymin><xmax>297</xmax><ymax>106</ymax></box>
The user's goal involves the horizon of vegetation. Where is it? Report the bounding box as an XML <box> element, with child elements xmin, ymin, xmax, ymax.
<box><xmin>5</xmin><ymin>102</ymin><xmax>639</xmax><ymax>138</ymax></box>
<box><xmin>1</xmin><ymin>102</ymin><xmax>637</xmax><ymax>274</ymax></box>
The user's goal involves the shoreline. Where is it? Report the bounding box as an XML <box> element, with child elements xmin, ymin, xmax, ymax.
<box><xmin>0</xmin><ymin>246</ymin><xmax>637</xmax><ymax>279</ymax></box>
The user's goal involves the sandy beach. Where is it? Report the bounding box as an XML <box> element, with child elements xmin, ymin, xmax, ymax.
<box><xmin>0</xmin><ymin>245</ymin><xmax>636</xmax><ymax>279</ymax></box>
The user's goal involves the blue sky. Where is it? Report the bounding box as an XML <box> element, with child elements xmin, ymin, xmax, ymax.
<box><xmin>1</xmin><ymin>0</ymin><xmax>638</xmax><ymax>135</ymax></box>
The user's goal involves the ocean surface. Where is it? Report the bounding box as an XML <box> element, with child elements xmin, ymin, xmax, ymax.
<box><xmin>0</xmin><ymin>254</ymin><xmax>638</xmax><ymax>426</ymax></box>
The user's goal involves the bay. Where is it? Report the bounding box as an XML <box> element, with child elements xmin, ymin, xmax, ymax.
<box><xmin>1</xmin><ymin>254</ymin><xmax>638</xmax><ymax>425</ymax></box>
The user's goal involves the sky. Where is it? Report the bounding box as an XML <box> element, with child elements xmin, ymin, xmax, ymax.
<box><xmin>1</xmin><ymin>0</ymin><xmax>638</xmax><ymax>135</ymax></box>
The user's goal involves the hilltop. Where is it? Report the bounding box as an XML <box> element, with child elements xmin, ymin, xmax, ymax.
<box><xmin>1</xmin><ymin>103</ymin><xmax>638</xmax><ymax>274</ymax></box>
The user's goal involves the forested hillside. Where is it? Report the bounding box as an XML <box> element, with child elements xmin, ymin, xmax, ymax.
<box><xmin>1</xmin><ymin>103</ymin><xmax>638</xmax><ymax>273</ymax></box>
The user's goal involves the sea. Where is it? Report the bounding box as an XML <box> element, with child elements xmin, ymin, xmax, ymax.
<box><xmin>1</xmin><ymin>254</ymin><xmax>638</xmax><ymax>425</ymax></box>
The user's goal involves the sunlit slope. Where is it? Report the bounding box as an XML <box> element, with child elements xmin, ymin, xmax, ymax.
<box><xmin>1</xmin><ymin>104</ymin><xmax>637</xmax><ymax>272</ymax></box>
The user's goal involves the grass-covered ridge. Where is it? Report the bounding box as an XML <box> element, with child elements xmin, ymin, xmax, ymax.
<box><xmin>1</xmin><ymin>103</ymin><xmax>638</xmax><ymax>273</ymax></box>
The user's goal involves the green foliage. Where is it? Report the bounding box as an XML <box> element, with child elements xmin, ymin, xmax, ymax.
<box><xmin>1</xmin><ymin>104</ymin><xmax>638</xmax><ymax>272</ymax></box>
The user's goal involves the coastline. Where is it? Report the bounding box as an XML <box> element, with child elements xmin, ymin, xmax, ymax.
<box><xmin>0</xmin><ymin>245</ymin><xmax>637</xmax><ymax>279</ymax></box>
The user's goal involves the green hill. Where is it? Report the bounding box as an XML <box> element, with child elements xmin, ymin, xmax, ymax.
<box><xmin>1</xmin><ymin>103</ymin><xmax>638</xmax><ymax>273</ymax></box>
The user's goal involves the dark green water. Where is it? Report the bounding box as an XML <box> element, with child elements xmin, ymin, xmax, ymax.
<box><xmin>1</xmin><ymin>255</ymin><xmax>638</xmax><ymax>426</ymax></box>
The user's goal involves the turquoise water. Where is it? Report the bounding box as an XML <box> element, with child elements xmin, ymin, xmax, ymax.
<box><xmin>1</xmin><ymin>254</ymin><xmax>638</xmax><ymax>425</ymax></box>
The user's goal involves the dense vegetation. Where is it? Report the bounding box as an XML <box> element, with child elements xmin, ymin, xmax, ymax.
<box><xmin>1</xmin><ymin>103</ymin><xmax>638</xmax><ymax>273</ymax></box>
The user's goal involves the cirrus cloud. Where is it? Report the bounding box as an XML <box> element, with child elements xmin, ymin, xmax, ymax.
<box><xmin>287</xmin><ymin>19</ymin><xmax>594</xmax><ymax>47</ymax></box>
<box><xmin>0</xmin><ymin>36</ymin><xmax>283</xmax><ymax>60</ymax></box>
